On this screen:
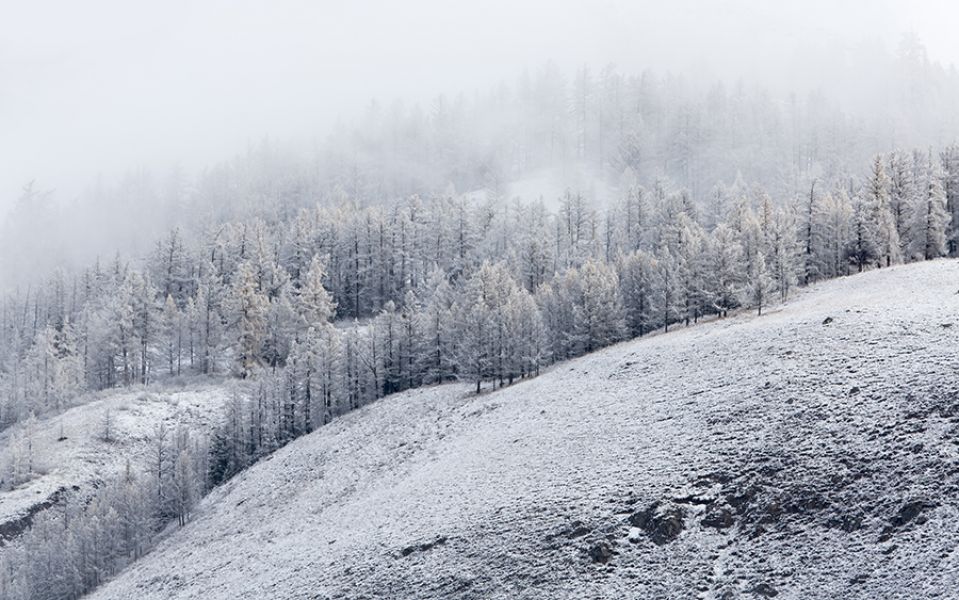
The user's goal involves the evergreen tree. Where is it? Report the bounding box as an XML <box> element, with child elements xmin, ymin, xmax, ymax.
<box><xmin>295</xmin><ymin>255</ymin><xmax>336</xmax><ymax>328</ymax></box>
<box><xmin>766</xmin><ymin>206</ymin><xmax>800</xmax><ymax>302</ymax></box>
<box><xmin>822</xmin><ymin>189</ymin><xmax>853</xmax><ymax>278</ymax></box>
<box><xmin>161</xmin><ymin>294</ymin><xmax>181</xmax><ymax>376</ymax></box>
<box><xmin>708</xmin><ymin>224</ymin><xmax>745</xmax><ymax>317</ymax></box>
<box><xmin>887</xmin><ymin>151</ymin><xmax>915</xmax><ymax>256</ymax></box>
<box><xmin>618</xmin><ymin>250</ymin><xmax>656</xmax><ymax>337</ymax></box>
<box><xmin>847</xmin><ymin>189</ymin><xmax>881</xmax><ymax>272</ymax></box>
<box><xmin>560</xmin><ymin>260</ymin><xmax>626</xmax><ymax>353</ymax></box>
<box><xmin>866</xmin><ymin>155</ymin><xmax>901</xmax><ymax>267</ymax></box>
<box><xmin>654</xmin><ymin>242</ymin><xmax>682</xmax><ymax>332</ymax></box>
<box><xmin>939</xmin><ymin>145</ymin><xmax>959</xmax><ymax>255</ymax></box>
<box><xmin>228</xmin><ymin>262</ymin><xmax>269</xmax><ymax>378</ymax></box>
<box><xmin>913</xmin><ymin>161</ymin><xmax>951</xmax><ymax>260</ymax></box>
<box><xmin>418</xmin><ymin>267</ymin><xmax>456</xmax><ymax>384</ymax></box>
<box><xmin>747</xmin><ymin>248</ymin><xmax>774</xmax><ymax>315</ymax></box>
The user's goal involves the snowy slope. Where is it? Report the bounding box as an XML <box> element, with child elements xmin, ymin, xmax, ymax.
<box><xmin>91</xmin><ymin>260</ymin><xmax>959</xmax><ymax>599</ymax></box>
<box><xmin>0</xmin><ymin>384</ymin><xmax>230</xmax><ymax>545</ymax></box>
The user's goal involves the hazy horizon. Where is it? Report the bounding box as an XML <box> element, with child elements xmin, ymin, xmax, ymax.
<box><xmin>4</xmin><ymin>0</ymin><xmax>959</xmax><ymax>216</ymax></box>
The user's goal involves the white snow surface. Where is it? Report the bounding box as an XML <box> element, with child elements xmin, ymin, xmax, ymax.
<box><xmin>91</xmin><ymin>260</ymin><xmax>959</xmax><ymax>599</ymax></box>
<box><xmin>0</xmin><ymin>384</ymin><xmax>230</xmax><ymax>546</ymax></box>
<box><xmin>506</xmin><ymin>164</ymin><xmax>615</xmax><ymax>210</ymax></box>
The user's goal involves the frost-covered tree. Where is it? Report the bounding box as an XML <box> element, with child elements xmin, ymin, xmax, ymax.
<box><xmin>161</xmin><ymin>294</ymin><xmax>181</xmax><ymax>376</ymax></box>
<box><xmin>374</xmin><ymin>300</ymin><xmax>402</xmax><ymax>396</ymax></box>
<box><xmin>99</xmin><ymin>407</ymin><xmax>115</xmax><ymax>442</ymax></box>
<box><xmin>887</xmin><ymin>151</ymin><xmax>915</xmax><ymax>255</ymax></box>
<box><xmin>820</xmin><ymin>189</ymin><xmax>853</xmax><ymax>278</ymax></box>
<box><xmin>570</xmin><ymin>259</ymin><xmax>626</xmax><ymax>352</ymax></box>
<box><xmin>453</xmin><ymin>262</ymin><xmax>544</xmax><ymax>391</ymax></box>
<box><xmin>168</xmin><ymin>425</ymin><xmax>204</xmax><ymax>526</ymax></box>
<box><xmin>847</xmin><ymin>189</ymin><xmax>881</xmax><ymax>272</ymax></box>
<box><xmin>618</xmin><ymin>250</ymin><xmax>656</xmax><ymax>337</ymax></box>
<box><xmin>747</xmin><ymin>248</ymin><xmax>774</xmax><ymax>316</ymax></box>
<box><xmin>654</xmin><ymin>242</ymin><xmax>682</xmax><ymax>332</ymax></box>
<box><xmin>708</xmin><ymin>223</ymin><xmax>745</xmax><ymax>317</ymax></box>
<box><xmin>865</xmin><ymin>155</ymin><xmax>901</xmax><ymax>267</ymax></box>
<box><xmin>150</xmin><ymin>228</ymin><xmax>194</xmax><ymax>306</ymax></box>
<box><xmin>2</xmin><ymin>415</ymin><xmax>39</xmax><ymax>488</ymax></box>
<box><xmin>913</xmin><ymin>160</ymin><xmax>951</xmax><ymax>260</ymax></box>
<box><xmin>939</xmin><ymin>145</ymin><xmax>959</xmax><ymax>255</ymax></box>
<box><xmin>418</xmin><ymin>267</ymin><xmax>456</xmax><ymax>384</ymax></box>
<box><xmin>505</xmin><ymin>286</ymin><xmax>547</xmax><ymax>381</ymax></box>
<box><xmin>228</xmin><ymin>262</ymin><xmax>269</xmax><ymax>378</ymax></box>
<box><xmin>183</xmin><ymin>295</ymin><xmax>199</xmax><ymax>370</ymax></box>
<box><xmin>675</xmin><ymin>213</ymin><xmax>707</xmax><ymax>325</ymax></box>
<box><xmin>766</xmin><ymin>205</ymin><xmax>800</xmax><ymax>302</ymax></box>
<box><xmin>263</xmin><ymin>286</ymin><xmax>296</xmax><ymax>371</ymax></box>
<box><xmin>512</xmin><ymin>201</ymin><xmax>554</xmax><ymax>291</ymax></box>
<box><xmin>453</xmin><ymin>276</ymin><xmax>492</xmax><ymax>394</ymax></box>
<box><xmin>130</xmin><ymin>272</ymin><xmax>160</xmax><ymax>385</ymax></box>
<box><xmin>535</xmin><ymin>280</ymin><xmax>572</xmax><ymax>361</ymax></box>
<box><xmin>22</xmin><ymin>322</ymin><xmax>82</xmax><ymax>414</ymax></box>
<box><xmin>799</xmin><ymin>181</ymin><xmax>821</xmax><ymax>285</ymax></box>
<box><xmin>194</xmin><ymin>273</ymin><xmax>226</xmax><ymax>375</ymax></box>
<box><xmin>397</xmin><ymin>290</ymin><xmax>421</xmax><ymax>390</ymax></box>
<box><xmin>295</xmin><ymin>255</ymin><xmax>336</xmax><ymax>328</ymax></box>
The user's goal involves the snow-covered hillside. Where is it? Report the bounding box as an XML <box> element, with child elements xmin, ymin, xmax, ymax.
<box><xmin>91</xmin><ymin>260</ymin><xmax>959</xmax><ymax>599</ymax></box>
<box><xmin>0</xmin><ymin>385</ymin><xmax>230</xmax><ymax>545</ymax></box>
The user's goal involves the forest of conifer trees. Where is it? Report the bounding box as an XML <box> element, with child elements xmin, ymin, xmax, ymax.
<box><xmin>2</xmin><ymin>142</ymin><xmax>956</xmax><ymax>599</ymax></box>
<box><xmin>1</xmin><ymin>145</ymin><xmax>955</xmax><ymax>438</ymax></box>
<box><xmin>3</xmin><ymin>46</ymin><xmax>959</xmax><ymax>598</ymax></box>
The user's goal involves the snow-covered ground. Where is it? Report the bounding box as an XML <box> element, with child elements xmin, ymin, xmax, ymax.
<box><xmin>91</xmin><ymin>260</ymin><xmax>959</xmax><ymax>599</ymax></box>
<box><xmin>506</xmin><ymin>164</ymin><xmax>616</xmax><ymax>210</ymax></box>
<box><xmin>0</xmin><ymin>384</ymin><xmax>231</xmax><ymax>545</ymax></box>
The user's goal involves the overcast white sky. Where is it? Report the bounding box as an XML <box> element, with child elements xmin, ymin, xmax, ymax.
<box><xmin>2</xmin><ymin>0</ymin><xmax>958</xmax><ymax>213</ymax></box>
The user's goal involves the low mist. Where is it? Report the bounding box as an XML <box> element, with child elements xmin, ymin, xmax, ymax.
<box><xmin>3</xmin><ymin>0</ymin><xmax>959</xmax><ymax>286</ymax></box>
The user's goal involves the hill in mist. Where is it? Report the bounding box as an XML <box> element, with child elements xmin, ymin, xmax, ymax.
<box><xmin>89</xmin><ymin>259</ymin><xmax>959</xmax><ymax>599</ymax></box>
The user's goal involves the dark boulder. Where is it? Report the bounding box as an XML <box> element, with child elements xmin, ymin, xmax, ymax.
<box><xmin>826</xmin><ymin>512</ymin><xmax>863</xmax><ymax>533</ymax></box>
<box><xmin>400</xmin><ymin>536</ymin><xmax>448</xmax><ymax>557</ymax></box>
<box><xmin>628</xmin><ymin>502</ymin><xmax>686</xmax><ymax>545</ymax></box>
<box><xmin>701</xmin><ymin>503</ymin><xmax>736</xmax><ymax>529</ymax></box>
<box><xmin>879</xmin><ymin>500</ymin><xmax>936</xmax><ymax>541</ymax></box>
<box><xmin>751</xmin><ymin>582</ymin><xmax>778</xmax><ymax>597</ymax></box>
<box><xmin>565</xmin><ymin>520</ymin><xmax>591</xmax><ymax>539</ymax></box>
<box><xmin>588</xmin><ymin>541</ymin><xmax>614</xmax><ymax>564</ymax></box>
